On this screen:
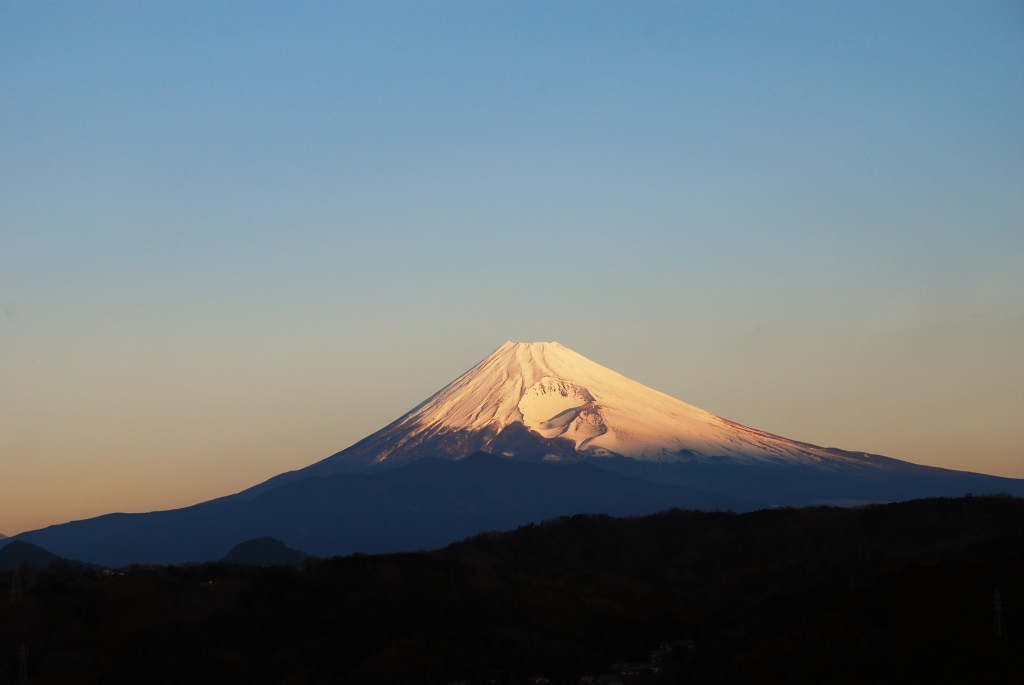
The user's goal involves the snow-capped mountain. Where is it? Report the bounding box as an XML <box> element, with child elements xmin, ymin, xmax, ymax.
<box><xmin>289</xmin><ymin>341</ymin><xmax>886</xmax><ymax>479</ymax></box>
<box><xmin>16</xmin><ymin>340</ymin><xmax>1024</xmax><ymax>567</ymax></box>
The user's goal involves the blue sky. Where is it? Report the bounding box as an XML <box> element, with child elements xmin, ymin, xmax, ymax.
<box><xmin>1</xmin><ymin>1</ymin><xmax>1022</xmax><ymax>533</ymax></box>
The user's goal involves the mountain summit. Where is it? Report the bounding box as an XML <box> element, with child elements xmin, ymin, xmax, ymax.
<box><xmin>283</xmin><ymin>341</ymin><xmax>883</xmax><ymax>481</ymax></box>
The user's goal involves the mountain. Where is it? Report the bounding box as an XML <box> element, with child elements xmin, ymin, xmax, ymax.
<box><xmin>15</xmin><ymin>454</ymin><xmax>759</xmax><ymax>568</ymax></box>
<box><xmin>12</xmin><ymin>341</ymin><xmax>1024</xmax><ymax>566</ymax></box>
<box><xmin>242</xmin><ymin>341</ymin><xmax>1024</xmax><ymax>502</ymax></box>
<box><xmin>0</xmin><ymin>539</ymin><xmax>80</xmax><ymax>571</ymax></box>
<box><xmin>273</xmin><ymin>341</ymin><xmax>889</xmax><ymax>474</ymax></box>
<box><xmin>222</xmin><ymin>537</ymin><xmax>308</xmax><ymax>567</ymax></box>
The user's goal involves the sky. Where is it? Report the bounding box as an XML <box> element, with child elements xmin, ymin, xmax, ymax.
<box><xmin>1</xmin><ymin>1</ymin><xmax>1022</xmax><ymax>535</ymax></box>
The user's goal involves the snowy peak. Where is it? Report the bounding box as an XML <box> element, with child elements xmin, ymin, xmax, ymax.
<box><xmin>300</xmin><ymin>341</ymin><xmax>883</xmax><ymax>476</ymax></box>
<box><xmin>409</xmin><ymin>341</ymin><xmax>624</xmax><ymax>433</ymax></box>
<box><xmin>405</xmin><ymin>341</ymin><xmax>717</xmax><ymax>456</ymax></box>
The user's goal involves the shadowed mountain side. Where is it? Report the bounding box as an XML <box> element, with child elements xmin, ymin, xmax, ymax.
<box><xmin>230</xmin><ymin>423</ymin><xmax>583</xmax><ymax>501</ymax></box>
<box><xmin>588</xmin><ymin>453</ymin><xmax>1024</xmax><ymax>505</ymax></box>
<box><xmin>14</xmin><ymin>454</ymin><xmax>761</xmax><ymax>568</ymax></box>
<box><xmin>237</xmin><ymin>429</ymin><xmax>1024</xmax><ymax>510</ymax></box>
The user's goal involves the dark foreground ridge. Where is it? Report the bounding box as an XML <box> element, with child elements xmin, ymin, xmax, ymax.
<box><xmin>2</xmin><ymin>495</ymin><xmax>1023</xmax><ymax>684</ymax></box>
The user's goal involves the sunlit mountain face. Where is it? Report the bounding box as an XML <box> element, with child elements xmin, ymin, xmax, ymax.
<box><xmin>279</xmin><ymin>341</ymin><xmax>892</xmax><ymax>477</ymax></box>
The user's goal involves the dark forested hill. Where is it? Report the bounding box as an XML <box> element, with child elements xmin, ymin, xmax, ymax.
<box><xmin>221</xmin><ymin>537</ymin><xmax>307</xmax><ymax>567</ymax></box>
<box><xmin>2</xmin><ymin>495</ymin><xmax>1022</xmax><ymax>684</ymax></box>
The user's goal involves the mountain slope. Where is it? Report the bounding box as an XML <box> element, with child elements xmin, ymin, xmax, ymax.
<box><xmin>247</xmin><ymin>342</ymin><xmax>903</xmax><ymax>498</ymax></box>
<box><xmin>15</xmin><ymin>455</ymin><xmax>760</xmax><ymax>567</ymax></box>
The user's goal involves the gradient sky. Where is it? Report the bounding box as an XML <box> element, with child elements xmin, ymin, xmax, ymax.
<box><xmin>2</xmin><ymin>1</ymin><xmax>1022</xmax><ymax>535</ymax></box>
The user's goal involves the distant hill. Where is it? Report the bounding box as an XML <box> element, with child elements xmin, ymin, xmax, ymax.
<box><xmin>0</xmin><ymin>539</ymin><xmax>65</xmax><ymax>570</ymax></box>
<box><xmin>0</xmin><ymin>539</ymin><xmax>103</xmax><ymax>571</ymax></box>
<box><xmin>222</xmin><ymin>537</ymin><xmax>308</xmax><ymax>567</ymax></box>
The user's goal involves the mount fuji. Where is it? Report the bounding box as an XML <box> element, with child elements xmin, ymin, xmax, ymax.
<box><xmin>13</xmin><ymin>342</ymin><xmax>1024</xmax><ymax>567</ymax></box>
<box><xmin>240</xmin><ymin>340</ymin><xmax>1009</xmax><ymax>504</ymax></box>
<box><xmin>262</xmin><ymin>341</ymin><xmax>899</xmax><ymax>474</ymax></box>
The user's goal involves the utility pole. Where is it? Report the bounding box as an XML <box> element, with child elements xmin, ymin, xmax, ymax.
<box><xmin>17</xmin><ymin>644</ymin><xmax>28</xmax><ymax>684</ymax></box>
<box><xmin>11</xmin><ymin>551</ymin><xmax>29</xmax><ymax>682</ymax></box>
<box><xmin>993</xmin><ymin>589</ymin><xmax>1008</xmax><ymax>641</ymax></box>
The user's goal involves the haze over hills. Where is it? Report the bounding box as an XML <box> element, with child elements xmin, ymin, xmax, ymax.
<box><xmin>13</xmin><ymin>342</ymin><xmax>1024</xmax><ymax>567</ymax></box>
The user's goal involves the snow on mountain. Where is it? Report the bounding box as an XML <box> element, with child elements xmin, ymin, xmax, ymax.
<box><xmin>295</xmin><ymin>341</ymin><xmax>884</xmax><ymax>477</ymax></box>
